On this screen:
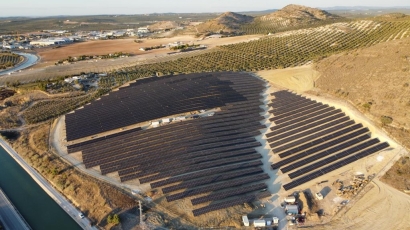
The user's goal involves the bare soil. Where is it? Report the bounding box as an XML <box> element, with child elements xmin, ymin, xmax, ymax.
<box><xmin>36</xmin><ymin>36</ymin><xmax>196</xmax><ymax>63</ymax></box>
<box><xmin>256</xmin><ymin>65</ymin><xmax>320</xmax><ymax>92</ymax></box>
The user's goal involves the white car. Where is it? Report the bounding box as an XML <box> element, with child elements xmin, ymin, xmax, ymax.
<box><xmin>79</xmin><ymin>212</ymin><xmax>85</xmax><ymax>219</ymax></box>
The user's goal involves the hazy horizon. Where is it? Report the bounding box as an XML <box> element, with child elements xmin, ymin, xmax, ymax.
<box><xmin>2</xmin><ymin>0</ymin><xmax>410</xmax><ymax>17</ymax></box>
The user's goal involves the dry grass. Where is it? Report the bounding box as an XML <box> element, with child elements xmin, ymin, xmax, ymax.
<box><xmin>9</xmin><ymin>125</ymin><xmax>136</xmax><ymax>228</ymax></box>
<box><xmin>315</xmin><ymin>37</ymin><xmax>410</xmax><ymax>192</ymax></box>
<box><xmin>0</xmin><ymin>106</ymin><xmax>21</xmax><ymax>129</ymax></box>
<box><xmin>381</xmin><ymin>156</ymin><xmax>410</xmax><ymax>190</ymax></box>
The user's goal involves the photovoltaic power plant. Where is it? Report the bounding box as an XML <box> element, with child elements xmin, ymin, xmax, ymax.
<box><xmin>65</xmin><ymin>72</ymin><xmax>271</xmax><ymax>216</ymax></box>
<box><xmin>267</xmin><ymin>91</ymin><xmax>389</xmax><ymax>191</ymax></box>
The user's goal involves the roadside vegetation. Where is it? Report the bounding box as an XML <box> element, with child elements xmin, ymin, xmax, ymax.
<box><xmin>55</xmin><ymin>52</ymin><xmax>131</xmax><ymax>65</ymax></box>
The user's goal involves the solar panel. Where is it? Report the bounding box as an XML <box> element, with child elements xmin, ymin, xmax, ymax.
<box><xmin>283</xmin><ymin>142</ymin><xmax>389</xmax><ymax>190</ymax></box>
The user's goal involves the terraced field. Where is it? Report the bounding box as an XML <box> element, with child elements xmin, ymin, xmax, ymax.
<box><xmin>240</xmin><ymin>17</ymin><xmax>347</xmax><ymax>35</ymax></box>
<box><xmin>104</xmin><ymin>19</ymin><xmax>410</xmax><ymax>84</ymax></box>
<box><xmin>0</xmin><ymin>53</ymin><xmax>22</xmax><ymax>69</ymax></box>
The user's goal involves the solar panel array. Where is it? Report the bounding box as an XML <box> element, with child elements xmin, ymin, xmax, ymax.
<box><xmin>66</xmin><ymin>72</ymin><xmax>271</xmax><ymax>216</ymax></box>
<box><xmin>267</xmin><ymin>91</ymin><xmax>389</xmax><ymax>191</ymax></box>
<box><xmin>65</xmin><ymin>73</ymin><xmax>248</xmax><ymax>141</ymax></box>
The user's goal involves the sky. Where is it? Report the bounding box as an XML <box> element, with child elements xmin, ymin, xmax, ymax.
<box><xmin>2</xmin><ymin>0</ymin><xmax>410</xmax><ymax>17</ymax></box>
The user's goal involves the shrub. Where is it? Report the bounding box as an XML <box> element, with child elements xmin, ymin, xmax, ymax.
<box><xmin>107</xmin><ymin>214</ymin><xmax>120</xmax><ymax>225</ymax></box>
<box><xmin>380</xmin><ymin>116</ymin><xmax>393</xmax><ymax>126</ymax></box>
<box><xmin>362</xmin><ymin>102</ymin><xmax>372</xmax><ymax>111</ymax></box>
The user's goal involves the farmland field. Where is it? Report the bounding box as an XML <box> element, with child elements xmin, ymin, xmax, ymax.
<box><xmin>0</xmin><ymin>53</ymin><xmax>22</xmax><ymax>69</ymax></box>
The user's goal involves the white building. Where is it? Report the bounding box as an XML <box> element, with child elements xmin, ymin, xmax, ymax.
<box><xmin>30</xmin><ymin>37</ymin><xmax>71</xmax><ymax>46</ymax></box>
<box><xmin>137</xmin><ymin>27</ymin><xmax>150</xmax><ymax>33</ymax></box>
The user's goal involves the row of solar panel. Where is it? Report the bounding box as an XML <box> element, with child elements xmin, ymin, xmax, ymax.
<box><xmin>192</xmin><ymin>191</ymin><xmax>271</xmax><ymax>216</ymax></box>
<box><xmin>66</xmin><ymin>98</ymin><xmax>244</xmax><ymax>140</ymax></box>
<box><xmin>67</xmin><ymin>98</ymin><xmax>262</xmax><ymax>141</ymax></box>
<box><xmin>288</xmin><ymin>138</ymin><xmax>381</xmax><ymax>179</ymax></box>
<box><xmin>276</xmin><ymin>124</ymin><xmax>364</xmax><ymax>157</ymax></box>
<box><xmin>82</xmin><ymin>127</ymin><xmax>261</xmax><ymax>165</ymax></box>
<box><xmin>119</xmin><ymin>149</ymin><xmax>259</xmax><ymax>178</ymax></box>
<box><xmin>119</xmin><ymin>151</ymin><xmax>263</xmax><ymax>182</ymax></box>
<box><xmin>76</xmin><ymin>115</ymin><xmax>263</xmax><ymax>157</ymax></box>
<box><xmin>119</xmin><ymin>148</ymin><xmax>263</xmax><ymax>182</ymax></box>
<box><xmin>150</xmin><ymin>161</ymin><xmax>263</xmax><ymax>188</ymax></box>
<box><xmin>191</xmin><ymin>182</ymin><xmax>268</xmax><ymax>205</ymax></box>
<box><xmin>68</xmin><ymin>102</ymin><xmax>258</xmax><ymax>152</ymax></box>
<box><xmin>269</xmin><ymin>118</ymin><xmax>352</xmax><ymax>149</ymax></box>
<box><xmin>268</xmin><ymin>112</ymin><xmax>344</xmax><ymax>143</ymax></box>
<box><xmin>269</xmin><ymin>106</ymin><xmax>334</xmax><ymax>132</ymax></box>
<box><xmin>267</xmin><ymin>108</ymin><xmax>340</xmax><ymax>138</ymax></box>
<box><xmin>162</xmin><ymin>167</ymin><xmax>263</xmax><ymax>194</ymax></box>
<box><xmin>272</xmin><ymin>128</ymin><xmax>370</xmax><ymax>169</ymax></box>
<box><xmin>283</xmin><ymin>142</ymin><xmax>389</xmax><ymax>190</ymax></box>
<box><xmin>94</xmin><ymin>136</ymin><xmax>259</xmax><ymax>172</ymax></box>
<box><xmin>69</xmin><ymin>109</ymin><xmax>262</xmax><ymax>153</ymax></box>
<box><xmin>166</xmin><ymin>174</ymin><xmax>270</xmax><ymax>202</ymax></box>
<box><xmin>281</xmin><ymin>134</ymin><xmax>371</xmax><ymax>173</ymax></box>
<box><xmin>271</xmin><ymin>128</ymin><xmax>370</xmax><ymax>169</ymax></box>
<box><xmin>67</xmin><ymin>75</ymin><xmax>262</xmax><ymax>140</ymax></box>
<box><xmin>269</xmin><ymin>102</ymin><xmax>326</xmax><ymax>123</ymax></box>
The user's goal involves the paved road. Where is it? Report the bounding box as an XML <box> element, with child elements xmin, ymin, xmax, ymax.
<box><xmin>0</xmin><ymin>139</ymin><xmax>97</xmax><ymax>230</ymax></box>
<box><xmin>0</xmin><ymin>188</ymin><xmax>31</xmax><ymax>230</ymax></box>
<box><xmin>0</xmin><ymin>52</ymin><xmax>39</xmax><ymax>76</ymax></box>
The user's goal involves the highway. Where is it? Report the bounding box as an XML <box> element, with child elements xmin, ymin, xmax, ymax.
<box><xmin>0</xmin><ymin>188</ymin><xmax>31</xmax><ymax>230</ymax></box>
<box><xmin>0</xmin><ymin>138</ymin><xmax>97</xmax><ymax>230</ymax></box>
<box><xmin>0</xmin><ymin>52</ymin><xmax>39</xmax><ymax>76</ymax></box>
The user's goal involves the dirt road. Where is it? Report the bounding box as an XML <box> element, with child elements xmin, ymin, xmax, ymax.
<box><xmin>326</xmin><ymin>179</ymin><xmax>410</xmax><ymax>230</ymax></box>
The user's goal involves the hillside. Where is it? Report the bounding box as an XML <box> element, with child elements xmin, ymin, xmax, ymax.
<box><xmin>195</xmin><ymin>12</ymin><xmax>254</xmax><ymax>33</ymax></box>
<box><xmin>314</xmin><ymin>37</ymin><xmax>410</xmax><ymax>191</ymax></box>
<box><xmin>242</xmin><ymin>4</ymin><xmax>343</xmax><ymax>34</ymax></box>
<box><xmin>261</xmin><ymin>4</ymin><xmax>340</xmax><ymax>23</ymax></box>
<box><xmin>149</xmin><ymin>21</ymin><xmax>179</xmax><ymax>31</ymax></box>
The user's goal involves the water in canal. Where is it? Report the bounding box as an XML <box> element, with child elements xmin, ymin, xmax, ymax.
<box><xmin>0</xmin><ymin>146</ymin><xmax>81</xmax><ymax>230</ymax></box>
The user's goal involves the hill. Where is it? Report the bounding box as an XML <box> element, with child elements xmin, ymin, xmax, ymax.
<box><xmin>240</xmin><ymin>4</ymin><xmax>344</xmax><ymax>34</ymax></box>
<box><xmin>314</xmin><ymin>37</ymin><xmax>410</xmax><ymax>192</ymax></box>
<box><xmin>376</xmin><ymin>12</ymin><xmax>410</xmax><ymax>20</ymax></box>
<box><xmin>149</xmin><ymin>21</ymin><xmax>179</xmax><ymax>31</ymax></box>
<box><xmin>195</xmin><ymin>12</ymin><xmax>254</xmax><ymax>33</ymax></box>
<box><xmin>260</xmin><ymin>4</ymin><xmax>340</xmax><ymax>25</ymax></box>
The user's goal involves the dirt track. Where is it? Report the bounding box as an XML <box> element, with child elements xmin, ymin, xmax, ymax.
<box><xmin>325</xmin><ymin>179</ymin><xmax>410</xmax><ymax>230</ymax></box>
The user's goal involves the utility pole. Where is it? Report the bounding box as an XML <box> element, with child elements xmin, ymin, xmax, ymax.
<box><xmin>139</xmin><ymin>200</ymin><xmax>143</xmax><ymax>223</ymax></box>
<box><xmin>139</xmin><ymin>200</ymin><xmax>146</xmax><ymax>229</ymax></box>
